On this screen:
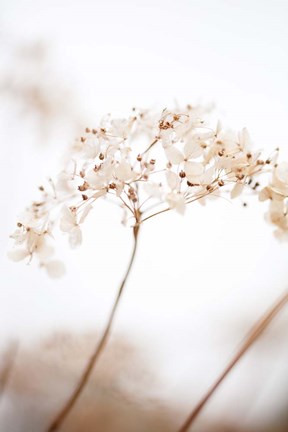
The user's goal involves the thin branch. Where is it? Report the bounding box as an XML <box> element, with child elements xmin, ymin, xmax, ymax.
<box><xmin>178</xmin><ymin>290</ymin><xmax>288</xmax><ymax>432</ymax></box>
<box><xmin>46</xmin><ymin>224</ymin><xmax>141</xmax><ymax>432</ymax></box>
<box><xmin>141</xmin><ymin>138</ymin><xmax>158</xmax><ymax>156</ymax></box>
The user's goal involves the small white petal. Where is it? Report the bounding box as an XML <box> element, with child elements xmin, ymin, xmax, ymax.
<box><xmin>183</xmin><ymin>140</ymin><xmax>203</xmax><ymax>159</ymax></box>
<box><xmin>36</xmin><ymin>242</ymin><xmax>54</xmax><ymax>260</ymax></box>
<box><xmin>7</xmin><ymin>249</ymin><xmax>30</xmax><ymax>262</ymax></box>
<box><xmin>115</xmin><ymin>161</ymin><xmax>133</xmax><ymax>181</ymax></box>
<box><xmin>85</xmin><ymin>170</ymin><xmax>106</xmax><ymax>189</ymax></box>
<box><xmin>275</xmin><ymin>162</ymin><xmax>288</xmax><ymax>184</ymax></box>
<box><xmin>166</xmin><ymin>192</ymin><xmax>186</xmax><ymax>214</ymax></box>
<box><xmin>83</xmin><ymin>137</ymin><xmax>100</xmax><ymax>159</ymax></box>
<box><xmin>216</xmin><ymin>120</ymin><xmax>222</xmax><ymax>135</ymax></box>
<box><xmin>44</xmin><ymin>260</ymin><xmax>66</xmax><ymax>278</ymax></box>
<box><xmin>69</xmin><ymin>226</ymin><xmax>82</xmax><ymax>248</ymax></box>
<box><xmin>79</xmin><ymin>204</ymin><xmax>93</xmax><ymax>224</ymax></box>
<box><xmin>238</xmin><ymin>127</ymin><xmax>251</xmax><ymax>150</ymax></box>
<box><xmin>143</xmin><ymin>182</ymin><xmax>162</xmax><ymax>199</ymax></box>
<box><xmin>165</xmin><ymin>146</ymin><xmax>184</xmax><ymax>164</ymax></box>
<box><xmin>166</xmin><ymin>170</ymin><xmax>180</xmax><ymax>190</ymax></box>
<box><xmin>60</xmin><ymin>207</ymin><xmax>77</xmax><ymax>232</ymax></box>
<box><xmin>184</xmin><ymin>161</ymin><xmax>204</xmax><ymax>177</ymax></box>
<box><xmin>230</xmin><ymin>182</ymin><xmax>244</xmax><ymax>199</ymax></box>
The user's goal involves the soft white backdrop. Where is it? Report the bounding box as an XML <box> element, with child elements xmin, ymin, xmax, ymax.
<box><xmin>1</xmin><ymin>0</ymin><xmax>288</xmax><ymax>429</ymax></box>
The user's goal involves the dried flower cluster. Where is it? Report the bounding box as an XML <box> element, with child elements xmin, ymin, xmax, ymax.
<box><xmin>0</xmin><ymin>41</ymin><xmax>79</xmax><ymax>138</ymax></box>
<box><xmin>8</xmin><ymin>105</ymin><xmax>286</xmax><ymax>277</ymax></box>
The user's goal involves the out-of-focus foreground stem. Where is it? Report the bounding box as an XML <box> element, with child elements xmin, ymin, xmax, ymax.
<box><xmin>47</xmin><ymin>225</ymin><xmax>141</xmax><ymax>432</ymax></box>
<box><xmin>178</xmin><ymin>291</ymin><xmax>288</xmax><ymax>432</ymax></box>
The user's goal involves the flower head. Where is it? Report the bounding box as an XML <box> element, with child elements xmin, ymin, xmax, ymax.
<box><xmin>8</xmin><ymin>105</ymin><xmax>287</xmax><ymax>276</ymax></box>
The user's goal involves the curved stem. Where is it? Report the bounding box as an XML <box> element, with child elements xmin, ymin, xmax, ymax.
<box><xmin>47</xmin><ymin>224</ymin><xmax>141</xmax><ymax>432</ymax></box>
<box><xmin>178</xmin><ymin>290</ymin><xmax>288</xmax><ymax>432</ymax></box>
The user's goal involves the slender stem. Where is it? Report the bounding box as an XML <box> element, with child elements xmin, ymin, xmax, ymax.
<box><xmin>178</xmin><ymin>290</ymin><xmax>288</xmax><ymax>432</ymax></box>
<box><xmin>47</xmin><ymin>224</ymin><xmax>141</xmax><ymax>432</ymax></box>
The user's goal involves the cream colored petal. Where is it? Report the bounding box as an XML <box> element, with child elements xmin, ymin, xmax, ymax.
<box><xmin>143</xmin><ymin>182</ymin><xmax>162</xmax><ymax>199</ymax></box>
<box><xmin>69</xmin><ymin>226</ymin><xmax>82</xmax><ymax>248</ymax></box>
<box><xmin>44</xmin><ymin>260</ymin><xmax>66</xmax><ymax>278</ymax></box>
<box><xmin>230</xmin><ymin>182</ymin><xmax>244</xmax><ymax>199</ymax></box>
<box><xmin>183</xmin><ymin>140</ymin><xmax>203</xmax><ymax>159</ymax></box>
<box><xmin>60</xmin><ymin>207</ymin><xmax>76</xmax><ymax>232</ymax></box>
<box><xmin>184</xmin><ymin>161</ymin><xmax>204</xmax><ymax>177</ymax></box>
<box><xmin>165</xmin><ymin>146</ymin><xmax>184</xmax><ymax>164</ymax></box>
<box><xmin>7</xmin><ymin>249</ymin><xmax>30</xmax><ymax>262</ymax></box>
<box><xmin>115</xmin><ymin>161</ymin><xmax>133</xmax><ymax>181</ymax></box>
<box><xmin>275</xmin><ymin>162</ymin><xmax>288</xmax><ymax>184</ymax></box>
<box><xmin>259</xmin><ymin>187</ymin><xmax>271</xmax><ymax>202</ymax></box>
<box><xmin>166</xmin><ymin>170</ymin><xmax>180</xmax><ymax>190</ymax></box>
<box><xmin>166</xmin><ymin>192</ymin><xmax>186</xmax><ymax>214</ymax></box>
<box><xmin>79</xmin><ymin>204</ymin><xmax>93</xmax><ymax>224</ymax></box>
<box><xmin>85</xmin><ymin>170</ymin><xmax>106</xmax><ymax>189</ymax></box>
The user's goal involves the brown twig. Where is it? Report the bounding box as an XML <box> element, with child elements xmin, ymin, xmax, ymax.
<box><xmin>47</xmin><ymin>225</ymin><xmax>141</xmax><ymax>431</ymax></box>
<box><xmin>178</xmin><ymin>290</ymin><xmax>288</xmax><ymax>432</ymax></box>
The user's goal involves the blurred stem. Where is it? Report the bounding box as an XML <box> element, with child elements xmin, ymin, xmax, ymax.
<box><xmin>0</xmin><ymin>341</ymin><xmax>19</xmax><ymax>400</ymax></box>
<box><xmin>178</xmin><ymin>290</ymin><xmax>288</xmax><ymax>432</ymax></box>
<box><xmin>47</xmin><ymin>224</ymin><xmax>141</xmax><ymax>432</ymax></box>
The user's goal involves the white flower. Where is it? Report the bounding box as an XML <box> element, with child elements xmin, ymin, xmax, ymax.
<box><xmin>60</xmin><ymin>206</ymin><xmax>82</xmax><ymax>248</ymax></box>
<box><xmin>10</xmin><ymin>104</ymin><xmax>288</xmax><ymax>277</ymax></box>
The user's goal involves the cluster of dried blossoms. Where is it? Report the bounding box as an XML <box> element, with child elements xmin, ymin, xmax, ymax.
<box><xmin>8</xmin><ymin>105</ymin><xmax>287</xmax><ymax>277</ymax></box>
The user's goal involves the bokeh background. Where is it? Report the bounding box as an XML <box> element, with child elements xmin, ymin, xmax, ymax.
<box><xmin>0</xmin><ymin>1</ymin><xmax>288</xmax><ymax>431</ymax></box>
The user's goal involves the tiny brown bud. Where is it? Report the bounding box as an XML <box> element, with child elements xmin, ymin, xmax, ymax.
<box><xmin>109</xmin><ymin>182</ymin><xmax>116</xmax><ymax>189</ymax></box>
<box><xmin>78</xmin><ymin>181</ymin><xmax>89</xmax><ymax>192</ymax></box>
<box><xmin>99</xmin><ymin>153</ymin><xmax>104</xmax><ymax>160</ymax></box>
<box><xmin>85</xmin><ymin>127</ymin><xmax>91</xmax><ymax>133</ymax></box>
<box><xmin>150</xmin><ymin>159</ymin><xmax>156</xmax><ymax>165</ymax></box>
<box><xmin>137</xmin><ymin>154</ymin><xmax>142</xmax><ymax>162</ymax></box>
<box><xmin>38</xmin><ymin>186</ymin><xmax>44</xmax><ymax>191</ymax></box>
<box><xmin>80</xmin><ymin>137</ymin><xmax>85</xmax><ymax>143</ymax></box>
<box><xmin>218</xmin><ymin>179</ymin><xmax>224</xmax><ymax>187</ymax></box>
<box><xmin>79</xmin><ymin>170</ymin><xmax>85</xmax><ymax>178</ymax></box>
<box><xmin>82</xmin><ymin>194</ymin><xmax>88</xmax><ymax>200</ymax></box>
<box><xmin>206</xmin><ymin>184</ymin><xmax>213</xmax><ymax>191</ymax></box>
<box><xmin>179</xmin><ymin>170</ymin><xmax>186</xmax><ymax>178</ymax></box>
<box><xmin>17</xmin><ymin>222</ymin><xmax>22</xmax><ymax>227</ymax></box>
<box><xmin>218</xmin><ymin>150</ymin><xmax>224</xmax><ymax>157</ymax></box>
<box><xmin>253</xmin><ymin>182</ymin><xmax>260</xmax><ymax>190</ymax></box>
<box><xmin>265</xmin><ymin>159</ymin><xmax>271</xmax><ymax>164</ymax></box>
<box><xmin>92</xmin><ymin>128</ymin><xmax>97</xmax><ymax>134</ymax></box>
<box><xmin>187</xmin><ymin>181</ymin><xmax>193</xmax><ymax>187</ymax></box>
<box><xmin>247</xmin><ymin>152</ymin><xmax>252</xmax><ymax>159</ymax></box>
<box><xmin>236</xmin><ymin>173</ymin><xmax>245</xmax><ymax>180</ymax></box>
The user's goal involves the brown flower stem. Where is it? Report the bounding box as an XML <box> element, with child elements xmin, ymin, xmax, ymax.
<box><xmin>47</xmin><ymin>224</ymin><xmax>141</xmax><ymax>432</ymax></box>
<box><xmin>178</xmin><ymin>290</ymin><xmax>288</xmax><ymax>432</ymax></box>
